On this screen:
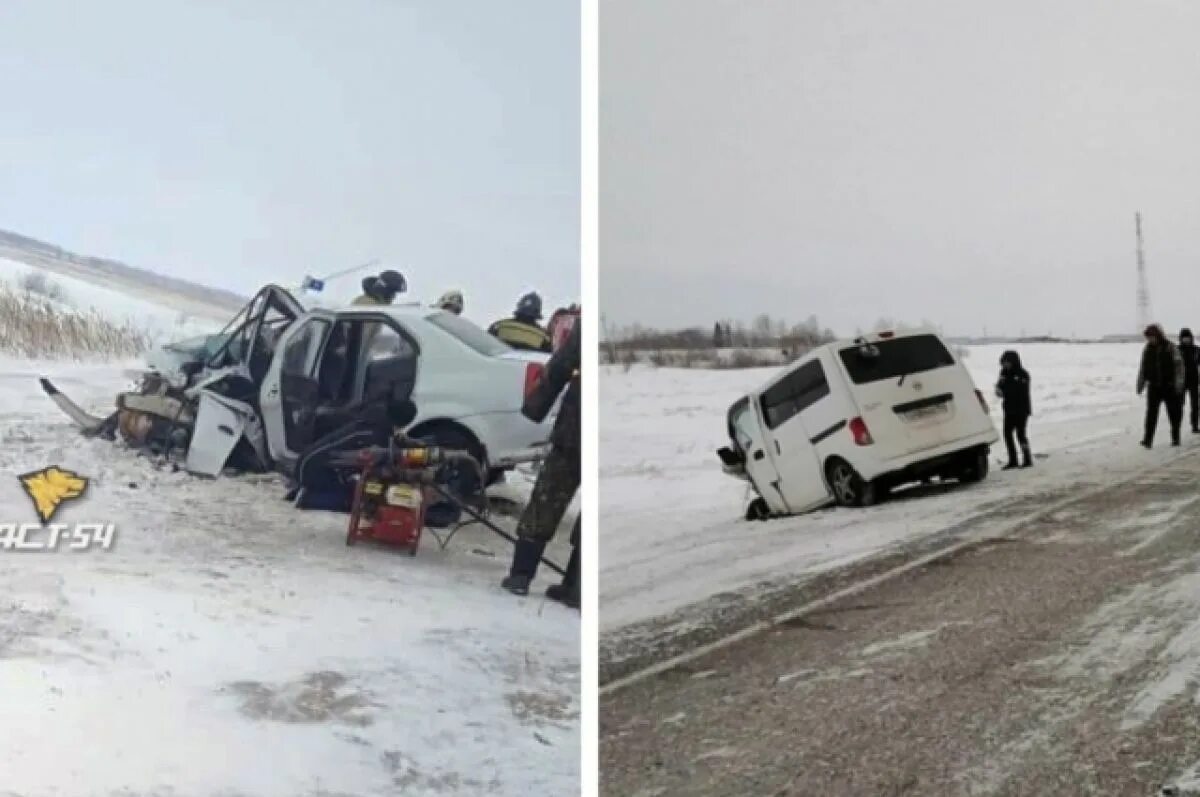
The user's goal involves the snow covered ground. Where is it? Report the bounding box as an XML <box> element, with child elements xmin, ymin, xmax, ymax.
<box><xmin>0</xmin><ymin>360</ymin><xmax>579</xmax><ymax>795</ymax></box>
<box><xmin>0</xmin><ymin>257</ymin><xmax>221</xmax><ymax>347</ymax></box>
<box><xmin>600</xmin><ymin>342</ymin><xmax>1164</xmax><ymax>633</ymax></box>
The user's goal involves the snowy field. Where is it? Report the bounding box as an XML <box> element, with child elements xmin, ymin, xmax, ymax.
<box><xmin>0</xmin><ymin>257</ymin><xmax>221</xmax><ymax>347</ymax></box>
<box><xmin>600</xmin><ymin>342</ymin><xmax>1164</xmax><ymax>633</ymax></box>
<box><xmin>0</xmin><ymin>359</ymin><xmax>579</xmax><ymax>793</ymax></box>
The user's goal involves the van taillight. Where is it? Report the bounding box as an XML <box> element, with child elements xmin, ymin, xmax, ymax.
<box><xmin>524</xmin><ymin>362</ymin><xmax>545</xmax><ymax>397</ymax></box>
<box><xmin>975</xmin><ymin>389</ymin><xmax>990</xmax><ymax>414</ymax></box>
<box><xmin>849</xmin><ymin>417</ymin><xmax>874</xmax><ymax>446</ymax></box>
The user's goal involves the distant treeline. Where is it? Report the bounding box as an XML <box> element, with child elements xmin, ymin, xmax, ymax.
<box><xmin>603</xmin><ymin>314</ymin><xmax>838</xmax><ymax>352</ymax></box>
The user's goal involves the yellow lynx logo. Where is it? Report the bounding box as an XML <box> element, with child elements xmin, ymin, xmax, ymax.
<box><xmin>19</xmin><ymin>466</ymin><xmax>88</xmax><ymax>523</ymax></box>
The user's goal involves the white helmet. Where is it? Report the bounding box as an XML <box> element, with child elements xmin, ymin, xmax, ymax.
<box><xmin>435</xmin><ymin>290</ymin><xmax>464</xmax><ymax>315</ymax></box>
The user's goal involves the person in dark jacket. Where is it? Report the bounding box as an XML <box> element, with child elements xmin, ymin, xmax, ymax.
<box><xmin>501</xmin><ymin>319</ymin><xmax>581</xmax><ymax>608</ymax></box>
<box><xmin>1180</xmin><ymin>328</ymin><xmax>1200</xmax><ymax>433</ymax></box>
<box><xmin>995</xmin><ymin>350</ymin><xmax>1033</xmax><ymax>469</ymax></box>
<box><xmin>489</xmin><ymin>292</ymin><xmax>553</xmax><ymax>353</ymax></box>
<box><xmin>1138</xmin><ymin>323</ymin><xmax>1185</xmax><ymax>448</ymax></box>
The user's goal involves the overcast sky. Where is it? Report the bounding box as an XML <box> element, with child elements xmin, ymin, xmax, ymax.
<box><xmin>0</xmin><ymin>0</ymin><xmax>578</xmax><ymax>324</ymax></box>
<box><xmin>602</xmin><ymin>0</ymin><xmax>1200</xmax><ymax>338</ymax></box>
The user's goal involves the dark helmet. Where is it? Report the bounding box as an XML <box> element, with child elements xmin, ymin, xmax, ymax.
<box><xmin>377</xmin><ymin>269</ymin><xmax>407</xmax><ymax>297</ymax></box>
<box><xmin>515</xmin><ymin>291</ymin><xmax>543</xmax><ymax>321</ymax></box>
<box><xmin>361</xmin><ymin>275</ymin><xmax>381</xmax><ymax>296</ymax></box>
<box><xmin>1182</xmin><ymin>327</ymin><xmax>1194</xmax><ymax>343</ymax></box>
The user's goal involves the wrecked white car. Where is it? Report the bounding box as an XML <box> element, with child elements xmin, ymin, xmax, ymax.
<box><xmin>43</xmin><ymin>285</ymin><xmax>552</xmax><ymax>478</ymax></box>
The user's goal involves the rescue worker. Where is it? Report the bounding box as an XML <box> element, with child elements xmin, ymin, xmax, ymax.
<box><xmin>434</xmin><ymin>289</ymin><xmax>464</xmax><ymax>316</ymax></box>
<box><xmin>350</xmin><ymin>270</ymin><xmax>407</xmax><ymax>359</ymax></box>
<box><xmin>1137</xmin><ymin>323</ymin><xmax>1185</xmax><ymax>448</ymax></box>
<box><xmin>1180</xmin><ymin>328</ymin><xmax>1200</xmax><ymax>433</ymax></box>
<box><xmin>488</xmin><ymin>292</ymin><xmax>552</xmax><ymax>352</ymax></box>
<box><xmin>501</xmin><ymin>319</ymin><xmax>580</xmax><ymax>608</ymax></box>
<box><xmin>995</xmin><ymin>350</ymin><xmax>1033</xmax><ymax>469</ymax></box>
<box><xmin>352</xmin><ymin>270</ymin><xmax>406</xmax><ymax>306</ymax></box>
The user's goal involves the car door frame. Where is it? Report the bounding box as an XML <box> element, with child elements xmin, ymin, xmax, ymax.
<box><xmin>341</xmin><ymin>311</ymin><xmax>423</xmax><ymax>409</ymax></box>
<box><xmin>260</xmin><ymin>311</ymin><xmax>337</xmax><ymax>468</ymax></box>
<box><xmin>727</xmin><ymin>395</ymin><xmax>790</xmax><ymax>513</ymax></box>
<box><xmin>758</xmin><ymin>355</ymin><xmax>838</xmax><ymax>514</ymax></box>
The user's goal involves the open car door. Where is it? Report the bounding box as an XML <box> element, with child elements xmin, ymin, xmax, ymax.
<box><xmin>260</xmin><ymin>315</ymin><xmax>333</xmax><ymax>471</ymax></box>
<box><xmin>260</xmin><ymin>312</ymin><xmax>420</xmax><ymax>472</ymax></box>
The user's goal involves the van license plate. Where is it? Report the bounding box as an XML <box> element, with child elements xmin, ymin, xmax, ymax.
<box><xmin>904</xmin><ymin>404</ymin><xmax>949</xmax><ymax>422</ymax></box>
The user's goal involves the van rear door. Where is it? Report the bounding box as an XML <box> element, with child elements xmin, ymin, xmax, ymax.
<box><xmin>836</xmin><ymin>334</ymin><xmax>982</xmax><ymax>463</ymax></box>
<box><xmin>757</xmin><ymin>359</ymin><xmax>833</xmax><ymax>513</ymax></box>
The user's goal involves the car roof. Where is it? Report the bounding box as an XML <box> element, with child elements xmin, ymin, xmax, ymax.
<box><xmin>329</xmin><ymin>302</ymin><xmax>438</xmax><ymax>319</ymax></box>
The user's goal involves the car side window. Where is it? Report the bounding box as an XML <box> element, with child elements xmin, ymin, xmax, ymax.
<box><xmin>366</xmin><ymin>323</ymin><xmax>416</xmax><ymax>361</ymax></box>
<box><xmin>760</xmin><ymin>360</ymin><xmax>830</xmax><ymax>430</ymax></box>
<box><xmin>281</xmin><ymin>319</ymin><xmax>330</xmax><ymax>377</ymax></box>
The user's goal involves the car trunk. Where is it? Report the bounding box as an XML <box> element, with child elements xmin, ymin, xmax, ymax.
<box><xmin>837</xmin><ymin>335</ymin><xmax>978</xmax><ymax>463</ymax></box>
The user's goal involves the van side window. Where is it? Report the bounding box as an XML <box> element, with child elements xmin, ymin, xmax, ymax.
<box><xmin>760</xmin><ymin>360</ymin><xmax>830</xmax><ymax>430</ymax></box>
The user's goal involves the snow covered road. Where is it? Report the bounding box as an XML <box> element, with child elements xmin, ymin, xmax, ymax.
<box><xmin>0</xmin><ymin>359</ymin><xmax>579</xmax><ymax>795</ymax></box>
<box><xmin>600</xmin><ymin>343</ymin><xmax>1175</xmax><ymax>678</ymax></box>
<box><xmin>601</xmin><ymin>446</ymin><xmax>1200</xmax><ymax>795</ymax></box>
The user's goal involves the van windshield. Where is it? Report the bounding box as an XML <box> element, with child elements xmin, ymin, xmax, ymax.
<box><xmin>726</xmin><ymin>396</ymin><xmax>754</xmax><ymax>450</ymax></box>
<box><xmin>838</xmin><ymin>335</ymin><xmax>955</xmax><ymax>384</ymax></box>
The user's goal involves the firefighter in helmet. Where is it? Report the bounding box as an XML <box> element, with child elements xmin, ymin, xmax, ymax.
<box><xmin>488</xmin><ymin>292</ymin><xmax>552</xmax><ymax>352</ymax></box>
<box><xmin>434</xmin><ymin>289</ymin><xmax>464</xmax><ymax>316</ymax></box>
<box><xmin>352</xmin><ymin>269</ymin><xmax>407</xmax><ymax>306</ymax></box>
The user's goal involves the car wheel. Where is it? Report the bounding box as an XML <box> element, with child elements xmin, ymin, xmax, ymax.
<box><xmin>958</xmin><ymin>449</ymin><xmax>989</xmax><ymax>484</ymax></box>
<box><xmin>410</xmin><ymin>422</ymin><xmax>492</xmax><ymax>488</ymax></box>
<box><xmin>827</xmin><ymin>459</ymin><xmax>877</xmax><ymax>507</ymax></box>
<box><xmin>745</xmin><ymin>496</ymin><xmax>770</xmax><ymax>521</ymax></box>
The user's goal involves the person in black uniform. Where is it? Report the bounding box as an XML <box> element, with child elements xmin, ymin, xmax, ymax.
<box><xmin>1138</xmin><ymin>324</ymin><xmax>1185</xmax><ymax>448</ymax></box>
<box><xmin>1179</xmin><ymin>328</ymin><xmax>1200</xmax><ymax>434</ymax></box>
<box><xmin>501</xmin><ymin>320</ymin><xmax>581</xmax><ymax>608</ymax></box>
<box><xmin>996</xmin><ymin>350</ymin><xmax>1033</xmax><ymax>469</ymax></box>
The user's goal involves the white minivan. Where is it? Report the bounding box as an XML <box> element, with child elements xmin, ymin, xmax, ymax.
<box><xmin>717</xmin><ymin>328</ymin><xmax>998</xmax><ymax>518</ymax></box>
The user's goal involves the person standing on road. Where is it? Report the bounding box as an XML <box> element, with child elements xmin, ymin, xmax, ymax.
<box><xmin>501</xmin><ymin>319</ymin><xmax>581</xmax><ymax>608</ymax></box>
<box><xmin>996</xmin><ymin>350</ymin><xmax>1033</xmax><ymax>469</ymax></box>
<box><xmin>1137</xmin><ymin>323</ymin><xmax>1185</xmax><ymax>448</ymax></box>
<box><xmin>1179</xmin><ymin>328</ymin><xmax>1200</xmax><ymax>433</ymax></box>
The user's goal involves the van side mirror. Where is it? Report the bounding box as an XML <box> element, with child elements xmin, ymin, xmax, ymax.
<box><xmin>387</xmin><ymin>398</ymin><xmax>418</xmax><ymax>429</ymax></box>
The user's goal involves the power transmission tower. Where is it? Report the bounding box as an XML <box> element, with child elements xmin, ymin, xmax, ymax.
<box><xmin>1136</xmin><ymin>212</ymin><xmax>1151</xmax><ymax>333</ymax></box>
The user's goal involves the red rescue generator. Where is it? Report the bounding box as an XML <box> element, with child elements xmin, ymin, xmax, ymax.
<box><xmin>345</xmin><ymin>453</ymin><xmax>430</xmax><ymax>555</ymax></box>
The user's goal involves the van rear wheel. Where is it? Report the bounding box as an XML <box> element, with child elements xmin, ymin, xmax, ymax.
<box><xmin>957</xmin><ymin>448</ymin><xmax>989</xmax><ymax>484</ymax></box>
<box><xmin>827</xmin><ymin>459</ymin><xmax>877</xmax><ymax>508</ymax></box>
